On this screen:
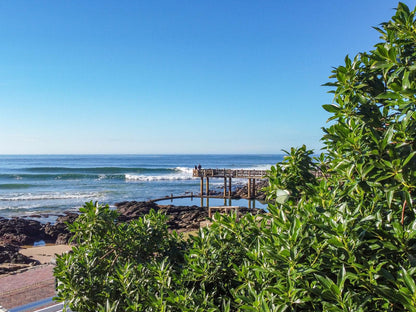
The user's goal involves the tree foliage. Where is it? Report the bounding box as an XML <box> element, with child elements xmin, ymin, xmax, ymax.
<box><xmin>265</xmin><ymin>144</ymin><xmax>318</xmax><ymax>203</ymax></box>
<box><xmin>54</xmin><ymin>3</ymin><xmax>416</xmax><ymax>311</ymax></box>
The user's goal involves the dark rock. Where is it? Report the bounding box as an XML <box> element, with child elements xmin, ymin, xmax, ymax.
<box><xmin>160</xmin><ymin>205</ymin><xmax>207</xmax><ymax>231</ymax></box>
<box><xmin>116</xmin><ymin>201</ymin><xmax>159</xmax><ymax>221</ymax></box>
<box><xmin>208</xmin><ymin>190</ymin><xmax>221</xmax><ymax>196</ymax></box>
<box><xmin>0</xmin><ymin>217</ymin><xmax>44</xmax><ymax>245</ymax></box>
<box><xmin>234</xmin><ymin>179</ymin><xmax>268</xmax><ymax>200</ymax></box>
<box><xmin>0</xmin><ymin>244</ymin><xmax>39</xmax><ymax>265</ymax></box>
<box><xmin>0</xmin><ymin>264</ymin><xmax>30</xmax><ymax>275</ymax></box>
<box><xmin>116</xmin><ymin>201</ymin><xmax>209</xmax><ymax>230</ymax></box>
<box><xmin>0</xmin><ymin>213</ymin><xmax>78</xmax><ymax>271</ymax></box>
<box><xmin>0</xmin><ymin>233</ymin><xmax>29</xmax><ymax>246</ymax></box>
<box><xmin>27</xmin><ymin>214</ymin><xmax>42</xmax><ymax>218</ymax></box>
<box><xmin>0</xmin><ymin>212</ymin><xmax>78</xmax><ymax>250</ymax></box>
<box><xmin>116</xmin><ymin>201</ymin><xmax>265</xmax><ymax>232</ymax></box>
<box><xmin>56</xmin><ymin>233</ymin><xmax>73</xmax><ymax>245</ymax></box>
<box><xmin>0</xmin><ymin>244</ymin><xmax>19</xmax><ymax>263</ymax></box>
<box><xmin>239</xmin><ymin>207</ymin><xmax>266</xmax><ymax>215</ymax></box>
<box><xmin>58</xmin><ymin>212</ymin><xmax>79</xmax><ymax>223</ymax></box>
<box><xmin>43</xmin><ymin>212</ymin><xmax>78</xmax><ymax>244</ymax></box>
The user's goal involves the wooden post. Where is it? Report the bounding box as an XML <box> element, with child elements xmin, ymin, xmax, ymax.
<box><xmin>228</xmin><ymin>177</ymin><xmax>232</xmax><ymax>196</ymax></box>
<box><xmin>252</xmin><ymin>179</ymin><xmax>256</xmax><ymax>198</ymax></box>
<box><xmin>224</xmin><ymin>177</ymin><xmax>227</xmax><ymax>198</ymax></box>
<box><xmin>200</xmin><ymin>177</ymin><xmax>204</xmax><ymax>197</ymax></box>
<box><xmin>248</xmin><ymin>179</ymin><xmax>251</xmax><ymax>199</ymax></box>
<box><xmin>206</xmin><ymin>177</ymin><xmax>210</xmax><ymax>197</ymax></box>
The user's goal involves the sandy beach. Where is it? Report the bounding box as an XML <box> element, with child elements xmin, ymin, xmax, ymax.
<box><xmin>19</xmin><ymin>245</ymin><xmax>72</xmax><ymax>264</ymax></box>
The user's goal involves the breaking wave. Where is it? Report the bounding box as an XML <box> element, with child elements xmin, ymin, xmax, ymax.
<box><xmin>0</xmin><ymin>191</ymin><xmax>104</xmax><ymax>202</ymax></box>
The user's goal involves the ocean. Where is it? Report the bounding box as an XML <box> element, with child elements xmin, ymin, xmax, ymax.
<box><xmin>0</xmin><ymin>154</ymin><xmax>282</xmax><ymax>219</ymax></box>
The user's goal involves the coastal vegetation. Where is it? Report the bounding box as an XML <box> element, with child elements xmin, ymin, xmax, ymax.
<box><xmin>54</xmin><ymin>3</ymin><xmax>416</xmax><ymax>311</ymax></box>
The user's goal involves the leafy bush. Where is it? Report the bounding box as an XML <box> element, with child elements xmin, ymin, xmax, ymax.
<box><xmin>264</xmin><ymin>144</ymin><xmax>318</xmax><ymax>203</ymax></box>
<box><xmin>54</xmin><ymin>202</ymin><xmax>188</xmax><ymax>311</ymax></box>
<box><xmin>55</xmin><ymin>3</ymin><xmax>416</xmax><ymax>311</ymax></box>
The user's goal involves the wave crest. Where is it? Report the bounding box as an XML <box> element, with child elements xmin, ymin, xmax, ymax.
<box><xmin>125</xmin><ymin>173</ymin><xmax>194</xmax><ymax>182</ymax></box>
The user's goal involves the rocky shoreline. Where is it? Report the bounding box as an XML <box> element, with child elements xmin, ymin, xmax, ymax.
<box><xmin>0</xmin><ymin>180</ymin><xmax>268</xmax><ymax>274</ymax></box>
<box><xmin>0</xmin><ymin>212</ymin><xmax>78</xmax><ymax>274</ymax></box>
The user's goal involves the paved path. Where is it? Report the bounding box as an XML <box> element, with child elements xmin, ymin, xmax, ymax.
<box><xmin>0</xmin><ymin>265</ymin><xmax>56</xmax><ymax>311</ymax></box>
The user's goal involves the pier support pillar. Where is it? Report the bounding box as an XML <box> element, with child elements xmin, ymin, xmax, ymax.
<box><xmin>228</xmin><ymin>177</ymin><xmax>232</xmax><ymax>197</ymax></box>
<box><xmin>223</xmin><ymin>177</ymin><xmax>227</xmax><ymax>198</ymax></box>
<box><xmin>206</xmin><ymin>177</ymin><xmax>209</xmax><ymax>197</ymax></box>
<box><xmin>252</xmin><ymin>179</ymin><xmax>256</xmax><ymax>198</ymax></box>
<box><xmin>247</xmin><ymin>179</ymin><xmax>252</xmax><ymax>199</ymax></box>
<box><xmin>200</xmin><ymin>177</ymin><xmax>204</xmax><ymax>197</ymax></box>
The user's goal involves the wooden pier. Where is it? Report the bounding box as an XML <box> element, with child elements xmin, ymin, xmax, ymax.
<box><xmin>193</xmin><ymin>169</ymin><xmax>267</xmax><ymax>199</ymax></box>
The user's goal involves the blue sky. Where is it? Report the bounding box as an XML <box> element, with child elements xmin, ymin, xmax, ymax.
<box><xmin>0</xmin><ymin>0</ymin><xmax>411</xmax><ymax>154</ymax></box>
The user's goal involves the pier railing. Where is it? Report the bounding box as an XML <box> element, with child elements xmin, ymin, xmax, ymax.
<box><xmin>193</xmin><ymin>169</ymin><xmax>268</xmax><ymax>179</ymax></box>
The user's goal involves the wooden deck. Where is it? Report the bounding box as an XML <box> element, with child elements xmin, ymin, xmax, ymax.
<box><xmin>193</xmin><ymin>168</ymin><xmax>267</xmax><ymax>199</ymax></box>
<box><xmin>193</xmin><ymin>169</ymin><xmax>268</xmax><ymax>179</ymax></box>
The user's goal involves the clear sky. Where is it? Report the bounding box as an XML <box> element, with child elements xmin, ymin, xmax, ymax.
<box><xmin>0</xmin><ymin>0</ymin><xmax>412</xmax><ymax>154</ymax></box>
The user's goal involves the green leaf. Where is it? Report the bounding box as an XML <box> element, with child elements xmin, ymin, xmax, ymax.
<box><xmin>322</xmin><ymin>104</ymin><xmax>341</xmax><ymax>113</ymax></box>
<box><xmin>386</xmin><ymin>190</ymin><xmax>394</xmax><ymax>208</ymax></box>
<box><xmin>400</xmin><ymin>267</ymin><xmax>416</xmax><ymax>294</ymax></box>
<box><xmin>375</xmin><ymin>92</ymin><xmax>401</xmax><ymax>100</ymax></box>
<box><xmin>403</xmin><ymin>151</ymin><xmax>416</xmax><ymax>167</ymax></box>
<box><xmin>337</xmin><ymin>265</ymin><xmax>347</xmax><ymax>293</ymax></box>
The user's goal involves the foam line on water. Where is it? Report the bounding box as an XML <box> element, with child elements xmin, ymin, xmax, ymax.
<box><xmin>0</xmin><ymin>191</ymin><xmax>104</xmax><ymax>201</ymax></box>
<box><xmin>125</xmin><ymin>174</ymin><xmax>195</xmax><ymax>182</ymax></box>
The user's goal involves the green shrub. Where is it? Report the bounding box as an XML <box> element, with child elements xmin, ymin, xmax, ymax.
<box><xmin>54</xmin><ymin>201</ymin><xmax>188</xmax><ymax>311</ymax></box>
<box><xmin>264</xmin><ymin>144</ymin><xmax>318</xmax><ymax>204</ymax></box>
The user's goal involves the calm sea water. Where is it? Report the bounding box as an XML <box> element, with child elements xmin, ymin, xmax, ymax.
<box><xmin>0</xmin><ymin>154</ymin><xmax>282</xmax><ymax>218</ymax></box>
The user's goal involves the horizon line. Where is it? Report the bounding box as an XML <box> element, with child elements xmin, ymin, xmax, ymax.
<box><xmin>0</xmin><ymin>153</ymin><xmax>287</xmax><ymax>156</ymax></box>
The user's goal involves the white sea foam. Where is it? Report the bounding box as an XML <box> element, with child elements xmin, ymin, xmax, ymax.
<box><xmin>123</xmin><ymin>165</ymin><xmax>270</xmax><ymax>183</ymax></box>
<box><xmin>0</xmin><ymin>204</ymin><xmax>44</xmax><ymax>210</ymax></box>
<box><xmin>233</xmin><ymin>165</ymin><xmax>272</xmax><ymax>171</ymax></box>
<box><xmin>249</xmin><ymin>164</ymin><xmax>273</xmax><ymax>170</ymax></box>
<box><xmin>174</xmin><ymin>167</ymin><xmax>194</xmax><ymax>173</ymax></box>
<box><xmin>97</xmin><ymin>174</ymin><xmax>107</xmax><ymax>181</ymax></box>
<box><xmin>125</xmin><ymin>173</ymin><xmax>195</xmax><ymax>182</ymax></box>
<box><xmin>124</xmin><ymin>166</ymin><xmax>195</xmax><ymax>182</ymax></box>
<box><xmin>0</xmin><ymin>192</ymin><xmax>102</xmax><ymax>201</ymax></box>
